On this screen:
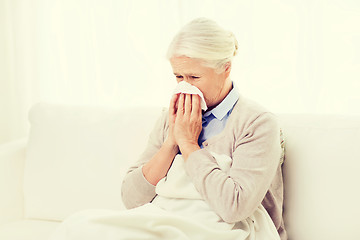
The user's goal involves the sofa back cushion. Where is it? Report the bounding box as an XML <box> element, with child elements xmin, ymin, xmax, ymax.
<box><xmin>279</xmin><ymin>114</ymin><xmax>360</xmax><ymax>240</ymax></box>
<box><xmin>24</xmin><ymin>102</ymin><xmax>163</xmax><ymax>221</ymax></box>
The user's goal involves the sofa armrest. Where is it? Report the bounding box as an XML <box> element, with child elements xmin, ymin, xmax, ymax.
<box><xmin>0</xmin><ymin>137</ymin><xmax>27</xmax><ymax>226</ymax></box>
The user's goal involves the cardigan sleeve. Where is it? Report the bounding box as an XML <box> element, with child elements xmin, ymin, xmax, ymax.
<box><xmin>184</xmin><ymin>112</ymin><xmax>281</xmax><ymax>223</ymax></box>
<box><xmin>121</xmin><ymin>108</ymin><xmax>168</xmax><ymax>209</ymax></box>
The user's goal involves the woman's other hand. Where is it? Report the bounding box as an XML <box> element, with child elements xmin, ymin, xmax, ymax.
<box><xmin>165</xmin><ymin>93</ymin><xmax>180</xmax><ymax>149</ymax></box>
<box><xmin>141</xmin><ymin>94</ymin><xmax>180</xmax><ymax>186</ymax></box>
<box><xmin>174</xmin><ymin>94</ymin><xmax>202</xmax><ymax>160</ymax></box>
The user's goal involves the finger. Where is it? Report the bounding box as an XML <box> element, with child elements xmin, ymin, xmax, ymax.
<box><xmin>184</xmin><ymin>94</ymin><xmax>192</xmax><ymax>116</ymax></box>
<box><xmin>178</xmin><ymin>93</ymin><xmax>185</xmax><ymax>115</ymax></box>
<box><xmin>169</xmin><ymin>93</ymin><xmax>180</xmax><ymax>115</ymax></box>
<box><xmin>191</xmin><ymin>94</ymin><xmax>201</xmax><ymax>116</ymax></box>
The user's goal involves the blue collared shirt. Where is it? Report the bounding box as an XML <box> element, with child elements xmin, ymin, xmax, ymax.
<box><xmin>198</xmin><ymin>82</ymin><xmax>240</xmax><ymax>148</ymax></box>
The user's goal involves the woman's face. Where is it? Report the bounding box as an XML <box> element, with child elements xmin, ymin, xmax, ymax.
<box><xmin>170</xmin><ymin>56</ymin><xmax>231</xmax><ymax>109</ymax></box>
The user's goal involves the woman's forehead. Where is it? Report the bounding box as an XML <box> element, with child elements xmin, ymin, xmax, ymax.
<box><xmin>170</xmin><ymin>56</ymin><xmax>209</xmax><ymax>74</ymax></box>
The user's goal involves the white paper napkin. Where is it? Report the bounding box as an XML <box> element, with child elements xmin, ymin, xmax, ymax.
<box><xmin>172</xmin><ymin>81</ymin><xmax>208</xmax><ymax>111</ymax></box>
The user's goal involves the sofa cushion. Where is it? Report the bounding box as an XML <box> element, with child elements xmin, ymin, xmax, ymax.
<box><xmin>24</xmin><ymin>103</ymin><xmax>163</xmax><ymax>221</ymax></box>
<box><xmin>278</xmin><ymin>114</ymin><xmax>360</xmax><ymax>240</ymax></box>
<box><xmin>0</xmin><ymin>219</ymin><xmax>60</xmax><ymax>240</ymax></box>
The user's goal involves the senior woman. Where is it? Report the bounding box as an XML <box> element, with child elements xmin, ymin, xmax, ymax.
<box><xmin>50</xmin><ymin>18</ymin><xmax>286</xmax><ymax>240</ymax></box>
<box><xmin>121</xmin><ymin>18</ymin><xmax>287</xmax><ymax>240</ymax></box>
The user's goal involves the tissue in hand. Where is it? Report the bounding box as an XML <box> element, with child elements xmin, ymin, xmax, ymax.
<box><xmin>172</xmin><ymin>81</ymin><xmax>208</xmax><ymax>111</ymax></box>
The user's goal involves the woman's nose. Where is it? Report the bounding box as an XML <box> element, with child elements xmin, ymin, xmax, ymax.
<box><xmin>183</xmin><ymin>78</ymin><xmax>192</xmax><ymax>84</ymax></box>
<box><xmin>177</xmin><ymin>79</ymin><xmax>190</xmax><ymax>84</ymax></box>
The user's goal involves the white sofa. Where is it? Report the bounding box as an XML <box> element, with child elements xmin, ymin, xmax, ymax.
<box><xmin>0</xmin><ymin>102</ymin><xmax>359</xmax><ymax>240</ymax></box>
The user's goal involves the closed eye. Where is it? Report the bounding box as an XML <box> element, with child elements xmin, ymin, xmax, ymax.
<box><xmin>174</xmin><ymin>75</ymin><xmax>200</xmax><ymax>81</ymax></box>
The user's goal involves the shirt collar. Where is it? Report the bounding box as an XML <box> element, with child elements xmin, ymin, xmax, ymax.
<box><xmin>203</xmin><ymin>81</ymin><xmax>240</xmax><ymax>120</ymax></box>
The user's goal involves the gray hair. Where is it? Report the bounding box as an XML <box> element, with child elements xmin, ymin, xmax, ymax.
<box><xmin>166</xmin><ymin>18</ymin><xmax>238</xmax><ymax>71</ymax></box>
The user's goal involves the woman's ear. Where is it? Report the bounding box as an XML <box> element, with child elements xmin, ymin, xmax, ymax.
<box><xmin>224</xmin><ymin>62</ymin><xmax>231</xmax><ymax>73</ymax></box>
<box><xmin>224</xmin><ymin>62</ymin><xmax>231</xmax><ymax>78</ymax></box>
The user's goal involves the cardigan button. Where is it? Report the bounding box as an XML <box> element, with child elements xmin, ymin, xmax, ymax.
<box><xmin>203</xmin><ymin>142</ymin><xmax>208</xmax><ymax>147</ymax></box>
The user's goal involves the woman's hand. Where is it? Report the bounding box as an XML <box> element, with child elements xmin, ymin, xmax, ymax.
<box><xmin>164</xmin><ymin>93</ymin><xmax>180</xmax><ymax>149</ymax></box>
<box><xmin>142</xmin><ymin>93</ymin><xmax>180</xmax><ymax>186</ymax></box>
<box><xmin>174</xmin><ymin>94</ymin><xmax>202</xmax><ymax>160</ymax></box>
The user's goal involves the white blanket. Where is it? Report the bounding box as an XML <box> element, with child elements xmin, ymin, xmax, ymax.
<box><xmin>49</xmin><ymin>153</ymin><xmax>280</xmax><ymax>240</ymax></box>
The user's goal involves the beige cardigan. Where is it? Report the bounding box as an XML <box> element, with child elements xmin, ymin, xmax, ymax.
<box><xmin>121</xmin><ymin>94</ymin><xmax>287</xmax><ymax>240</ymax></box>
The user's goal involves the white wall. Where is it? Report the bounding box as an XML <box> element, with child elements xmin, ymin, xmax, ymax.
<box><xmin>1</xmin><ymin>0</ymin><xmax>360</xmax><ymax>144</ymax></box>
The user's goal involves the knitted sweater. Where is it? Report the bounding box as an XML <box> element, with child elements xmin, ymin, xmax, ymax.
<box><xmin>121</xmin><ymin>94</ymin><xmax>287</xmax><ymax>240</ymax></box>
